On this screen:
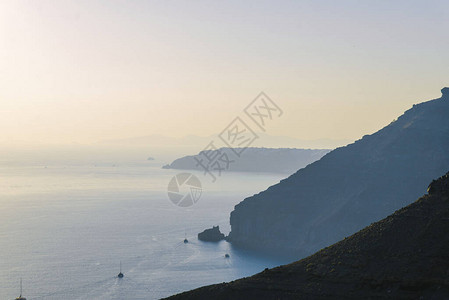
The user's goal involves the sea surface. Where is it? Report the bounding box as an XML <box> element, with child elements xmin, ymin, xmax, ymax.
<box><xmin>0</xmin><ymin>148</ymin><xmax>288</xmax><ymax>299</ymax></box>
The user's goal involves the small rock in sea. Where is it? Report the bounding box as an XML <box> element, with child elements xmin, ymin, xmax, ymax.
<box><xmin>198</xmin><ymin>226</ymin><xmax>225</xmax><ymax>242</ymax></box>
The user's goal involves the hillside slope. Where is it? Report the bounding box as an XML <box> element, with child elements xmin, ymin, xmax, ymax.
<box><xmin>227</xmin><ymin>88</ymin><xmax>449</xmax><ymax>257</ymax></box>
<box><xmin>165</xmin><ymin>172</ymin><xmax>449</xmax><ymax>300</ymax></box>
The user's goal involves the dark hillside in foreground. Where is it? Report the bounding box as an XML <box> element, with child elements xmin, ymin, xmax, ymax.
<box><xmin>165</xmin><ymin>172</ymin><xmax>449</xmax><ymax>300</ymax></box>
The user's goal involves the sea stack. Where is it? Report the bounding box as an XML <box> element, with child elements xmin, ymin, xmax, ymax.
<box><xmin>198</xmin><ymin>226</ymin><xmax>225</xmax><ymax>242</ymax></box>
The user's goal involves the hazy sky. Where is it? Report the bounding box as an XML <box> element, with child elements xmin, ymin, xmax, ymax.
<box><xmin>0</xmin><ymin>0</ymin><xmax>448</xmax><ymax>146</ymax></box>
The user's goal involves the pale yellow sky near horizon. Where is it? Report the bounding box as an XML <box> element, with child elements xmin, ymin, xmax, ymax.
<box><xmin>0</xmin><ymin>0</ymin><xmax>448</xmax><ymax>146</ymax></box>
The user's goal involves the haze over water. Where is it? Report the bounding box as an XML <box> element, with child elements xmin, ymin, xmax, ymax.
<box><xmin>0</xmin><ymin>148</ymin><xmax>288</xmax><ymax>299</ymax></box>
<box><xmin>2</xmin><ymin>1</ymin><xmax>448</xmax><ymax>299</ymax></box>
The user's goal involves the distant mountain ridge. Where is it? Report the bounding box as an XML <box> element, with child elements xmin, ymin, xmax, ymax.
<box><xmin>165</xmin><ymin>172</ymin><xmax>449</xmax><ymax>299</ymax></box>
<box><xmin>99</xmin><ymin>133</ymin><xmax>351</xmax><ymax>149</ymax></box>
<box><xmin>226</xmin><ymin>87</ymin><xmax>449</xmax><ymax>257</ymax></box>
<box><xmin>163</xmin><ymin>147</ymin><xmax>331</xmax><ymax>174</ymax></box>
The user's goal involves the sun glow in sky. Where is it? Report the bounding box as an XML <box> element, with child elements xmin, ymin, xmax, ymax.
<box><xmin>1</xmin><ymin>0</ymin><xmax>448</xmax><ymax>146</ymax></box>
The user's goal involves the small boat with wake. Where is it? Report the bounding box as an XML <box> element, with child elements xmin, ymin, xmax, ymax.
<box><xmin>117</xmin><ymin>261</ymin><xmax>124</xmax><ymax>278</ymax></box>
<box><xmin>15</xmin><ymin>278</ymin><xmax>26</xmax><ymax>300</ymax></box>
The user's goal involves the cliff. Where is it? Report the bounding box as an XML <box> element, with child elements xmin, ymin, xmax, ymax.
<box><xmin>162</xmin><ymin>148</ymin><xmax>330</xmax><ymax>174</ymax></box>
<box><xmin>164</xmin><ymin>172</ymin><xmax>449</xmax><ymax>299</ymax></box>
<box><xmin>227</xmin><ymin>88</ymin><xmax>449</xmax><ymax>257</ymax></box>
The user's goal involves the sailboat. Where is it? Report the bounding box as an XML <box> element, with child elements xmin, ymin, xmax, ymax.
<box><xmin>117</xmin><ymin>261</ymin><xmax>124</xmax><ymax>278</ymax></box>
<box><xmin>15</xmin><ymin>278</ymin><xmax>26</xmax><ymax>300</ymax></box>
<box><xmin>184</xmin><ymin>231</ymin><xmax>188</xmax><ymax>244</ymax></box>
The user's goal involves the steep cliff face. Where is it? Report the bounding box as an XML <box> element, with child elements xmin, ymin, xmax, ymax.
<box><xmin>165</xmin><ymin>172</ymin><xmax>449</xmax><ymax>300</ymax></box>
<box><xmin>227</xmin><ymin>88</ymin><xmax>449</xmax><ymax>257</ymax></box>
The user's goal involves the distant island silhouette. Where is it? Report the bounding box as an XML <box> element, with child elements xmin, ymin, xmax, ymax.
<box><xmin>163</xmin><ymin>147</ymin><xmax>330</xmax><ymax>174</ymax></box>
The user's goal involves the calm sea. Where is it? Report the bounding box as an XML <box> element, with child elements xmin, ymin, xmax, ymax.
<box><xmin>0</xmin><ymin>148</ymin><xmax>288</xmax><ymax>299</ymax></box>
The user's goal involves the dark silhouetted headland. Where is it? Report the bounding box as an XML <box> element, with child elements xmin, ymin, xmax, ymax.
<box><xmin>226</xmin><ymin>88</ymin><xmax>449</xmax><ymax>258</ymax></box>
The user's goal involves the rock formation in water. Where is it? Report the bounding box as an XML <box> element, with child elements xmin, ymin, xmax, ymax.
<box><xmin>198</xmin><ymin>226</ymin><xmax>225</xmax><ymax>242</ymax></box>
<box><xmin>164</xmin><ymin>172</ymin><xmax>449</xmax><ymax>300</ymax></box>
<box><xmin>162</xmin><ymin>148</ymin><xmax>330</xmax><ymax>174</ymax></box>
<box><xmin>226</xmin><ymin>88</ymin><xmax>449</xmax><ymax>258</ymax></box>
